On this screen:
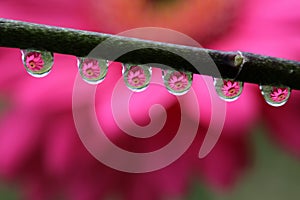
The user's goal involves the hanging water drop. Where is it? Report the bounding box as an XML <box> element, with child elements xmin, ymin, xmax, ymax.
<box><xmin>162</xmin><ymin>69</ymin><xmax>193</xmax><ymax>96</ymax></box>
<box><xmin>77</xmin><ymin>57</ymin><xmax>108</xmax><ymax>85</ymax></box>
<box><xmin>21</xmin><ymin>49</ymin><xmax>54</xmax><ymax>77</ymax></box>
<box><xmin>214</xmin><ymin>78</ymin><xmax>243</xmax><ymax>102</ymax></box>
<box><xmin>259</xmin><ymin>85</ymin><xmax>291</xmax><ymax>107</ymax></box>
<box><xmin>122</xmin><ymin>64</ymin><xmax>152</xmax><ymax>92</ymax></box>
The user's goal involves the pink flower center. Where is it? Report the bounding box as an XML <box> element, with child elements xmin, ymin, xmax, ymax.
<box><xmin>175</xmin><ymin>81</ymin><xmax>183</xmax><ymax>88</ymax></box>
<box><xmin>28</xmin><ymin>61</ymin><xmax>36</xmax><ymax>69</ymax></box>
<box><xmin>132</xmin><ymin>77</ymin><xmax>141</xmax><ymax>84</ymax></box>
<box><xmin>278</xmin><ymin>94</ymin><xmax>286</xmax><ymax>101</ymax></box>
<box><xmin>228</xmin><ymin>88</ymin><xmax>237</xmax><ymax>95</ymax></box>
<box><xmin>86</xmin><ymin>68</ymin><xmax>94</xmax><ymax>76</ymax></box>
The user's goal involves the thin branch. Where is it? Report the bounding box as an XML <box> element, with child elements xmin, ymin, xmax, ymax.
<box><xmin>1</xmin><ymin>18</ymin><xmax>300</xmax><ymax>89</ymax></box>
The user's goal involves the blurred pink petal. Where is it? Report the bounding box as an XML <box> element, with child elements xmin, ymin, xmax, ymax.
<box><xmin>210</xmin><ymin>0</ymin><xmax>300</xmax><ymax>60</ymax></box>
<box><xmin>0</xmin><ymin>109</ymin><xmax>41</xmax><ymax>178</ymax></box>
<box><xmin>0</xmin><ymin>0</ymin><xmax>299</xmax><ymax>199</ymax></box>
<box><xmin>263</xmin><ymin>91</ymin><xmax>300</xmax><ymax>157</ymax></box>
<box><xmin>190</xmin><ymin>133</ymin><xmax>250</xmax><ymax>191</ymax></box>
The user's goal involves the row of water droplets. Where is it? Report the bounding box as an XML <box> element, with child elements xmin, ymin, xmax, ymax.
<box><xmin>21</xmin><ymin>49</ymin><xmax>291</xmax><ymax>107</ymax></box>
<box><xmin>213</xmin><ymin>78</ymin><xmax>290</xmax><ymax>107</ymax></box>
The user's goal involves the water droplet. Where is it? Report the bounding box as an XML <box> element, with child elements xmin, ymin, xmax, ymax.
<box><xmin>77</xmin><ymin>57</ymin><xmax>108</xmax><ymax>85</ymax></box>
<box><xmin>259</xmin><ymin>85</ymin><xmax>291</xmax><ymax>107</ymax></box>
<box><xmin>21</xmin><ymin>49</ymin><xmax>54</xmax><ymax>77</ymax></box>
<box><xmin>234</xmin><ymin>51</ymin><xmax>245</xmax><ymax>67</ymax></box>
<box><xmin>162</xmin><ymin>69</ymin><xmax>193</xmax><ymax>96</ymax></box>
<box><xmin>122</xmin><ymin>64</ymin><xmax>152</xmax><ymax>92</ymax></box>
<box><xmin>214</xmin><ymin>78</ymin><xmax>243</xmax><ymax>102</ymax></box>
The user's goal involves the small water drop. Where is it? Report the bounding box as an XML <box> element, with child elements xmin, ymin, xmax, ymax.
<box><xmin>234</xmin><ymin>52</ymin><xmax>245</xmax><ymax>67</ymax></box>
<box><xmin>259</xmin><ymin>85</ymin><xmax>291</xmax><ymax>107</ymax></box>
<box><xmin>214</xmin><ymin>78</ymin><xmax>244</xmax><ymax>102</ymax></box>
<box><xmin>21</xmin><ymin>49</ymin><xmax>54</xmax><ymax>77</ymax></box>
<box><xmin>162</xmin><ymin>69</ymin><xmax>193</xmax><ymax>96</ymax></box>
<box><xmin>122</xmin><ymin>64</ymin><xmax>152</xmax><ymax>92</ymax></box>
<box><xmin>77</xmin><ymin>57</ymin><xmax>108</xmax><ymax>85</ymax></box>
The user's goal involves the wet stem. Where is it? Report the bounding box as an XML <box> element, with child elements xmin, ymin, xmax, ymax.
<box><xmin>0</xmin><ymin>18</ymin><xmax>300</xmax><ymax>90</ymax></box>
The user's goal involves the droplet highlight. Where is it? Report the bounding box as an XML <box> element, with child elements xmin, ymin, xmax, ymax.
<box><xmin>77</xmin><ymin>57</ymin><xmax>108</xmax><ymax>84</ymax></box>
<box><xmin>162</xmin><ymin>69</ymin><xmax>193</xmax><ymax>96</ymax></box>
<box><xmin>214</xmin><ymin>78</ymin><xmax>243</xmax><ymax>102</ymax></box>
<box><xmin>21</xmin><ymin>49</ymin><xmax>54</xmax><ymax>77</ymax></box>
<box><xmin>122</xmin><ymin>64</ymin><xmax>152</xmax><ymax>92</ymax></box>
<box><xmin>260</xmin><ymin>86</ymin><xmax>291</xmax><ymax>107</ymax></box>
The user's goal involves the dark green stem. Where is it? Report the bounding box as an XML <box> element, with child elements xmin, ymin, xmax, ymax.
<box><xmin>0</xmin><ymin>18</ymin><xmax>300</xmax><ymax>89</ymax></box>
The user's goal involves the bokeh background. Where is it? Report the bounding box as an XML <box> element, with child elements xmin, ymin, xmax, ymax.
<box><xmin>0</xmin><ymin>0</ymin><xmax>300</xmax><ymax>199</ymax></box>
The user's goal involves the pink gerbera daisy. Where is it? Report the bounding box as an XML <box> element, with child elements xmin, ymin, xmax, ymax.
<box><xmin>168</xmin><ymin>72</ymin><xmax>189</xmax><ymax>91</ymax></box>
<box><xmin>127</xmin><ymin>66</ymin><xmax>146</xmax><ymax>87</ymax></box>
<box><xmin>82</xmin><ymin>59</ymin><xmax>101</xmax><ymax>79</ymax></box>
<box><xmin>270</xmin><ymin>87</ymin><xmax>289</xmax><ymax>102</ymax></box>
<box><xmin>221</xmin><ymin>80</ymin><xmax>240</xmax><ymax>97</ymax></box>
<box><xmin>25</xmin><ymin>52</ymin><xmax>44</xmax><ymax>71</ymax></box>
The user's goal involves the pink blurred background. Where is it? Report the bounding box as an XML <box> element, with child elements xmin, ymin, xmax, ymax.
<box><xmin>0</xmin><ymin>0</ymin><xmax>300</xmax><ymax>199</ymax></box>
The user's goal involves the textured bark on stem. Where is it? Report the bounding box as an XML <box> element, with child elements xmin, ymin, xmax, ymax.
<box><xmin>0</xmin><ymin>18</ymin><xmax>300</xmax><ymax>89</ymax></box>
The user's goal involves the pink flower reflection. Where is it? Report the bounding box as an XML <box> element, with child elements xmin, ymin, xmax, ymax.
<box><xmin>270</xmin><ymin>87</ymin><xmax>289</xmax><ymax>102</ymax></box>
<box><xmin>168</xmin><ymin>72</ymin><xmax>189</xmax><ymax>91</ymax></box>
<box><xmin>81</xmin><ymin>59</ymin><xmax>100</xmax><ymax>79</ymax></box>
<box><xmin>127</xmin><ymin>66</ymin><xmax>146</xmax><ymax>87</ymax></box>
<box><xmin>221</xmin><ymin>80</ymin><xmax>240</xmax><ymax>97</ymax></box>
<box><xmin>25</xmin><ymin>52</ymin><xmax>44</xmax><ymax>71</ymax></box>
